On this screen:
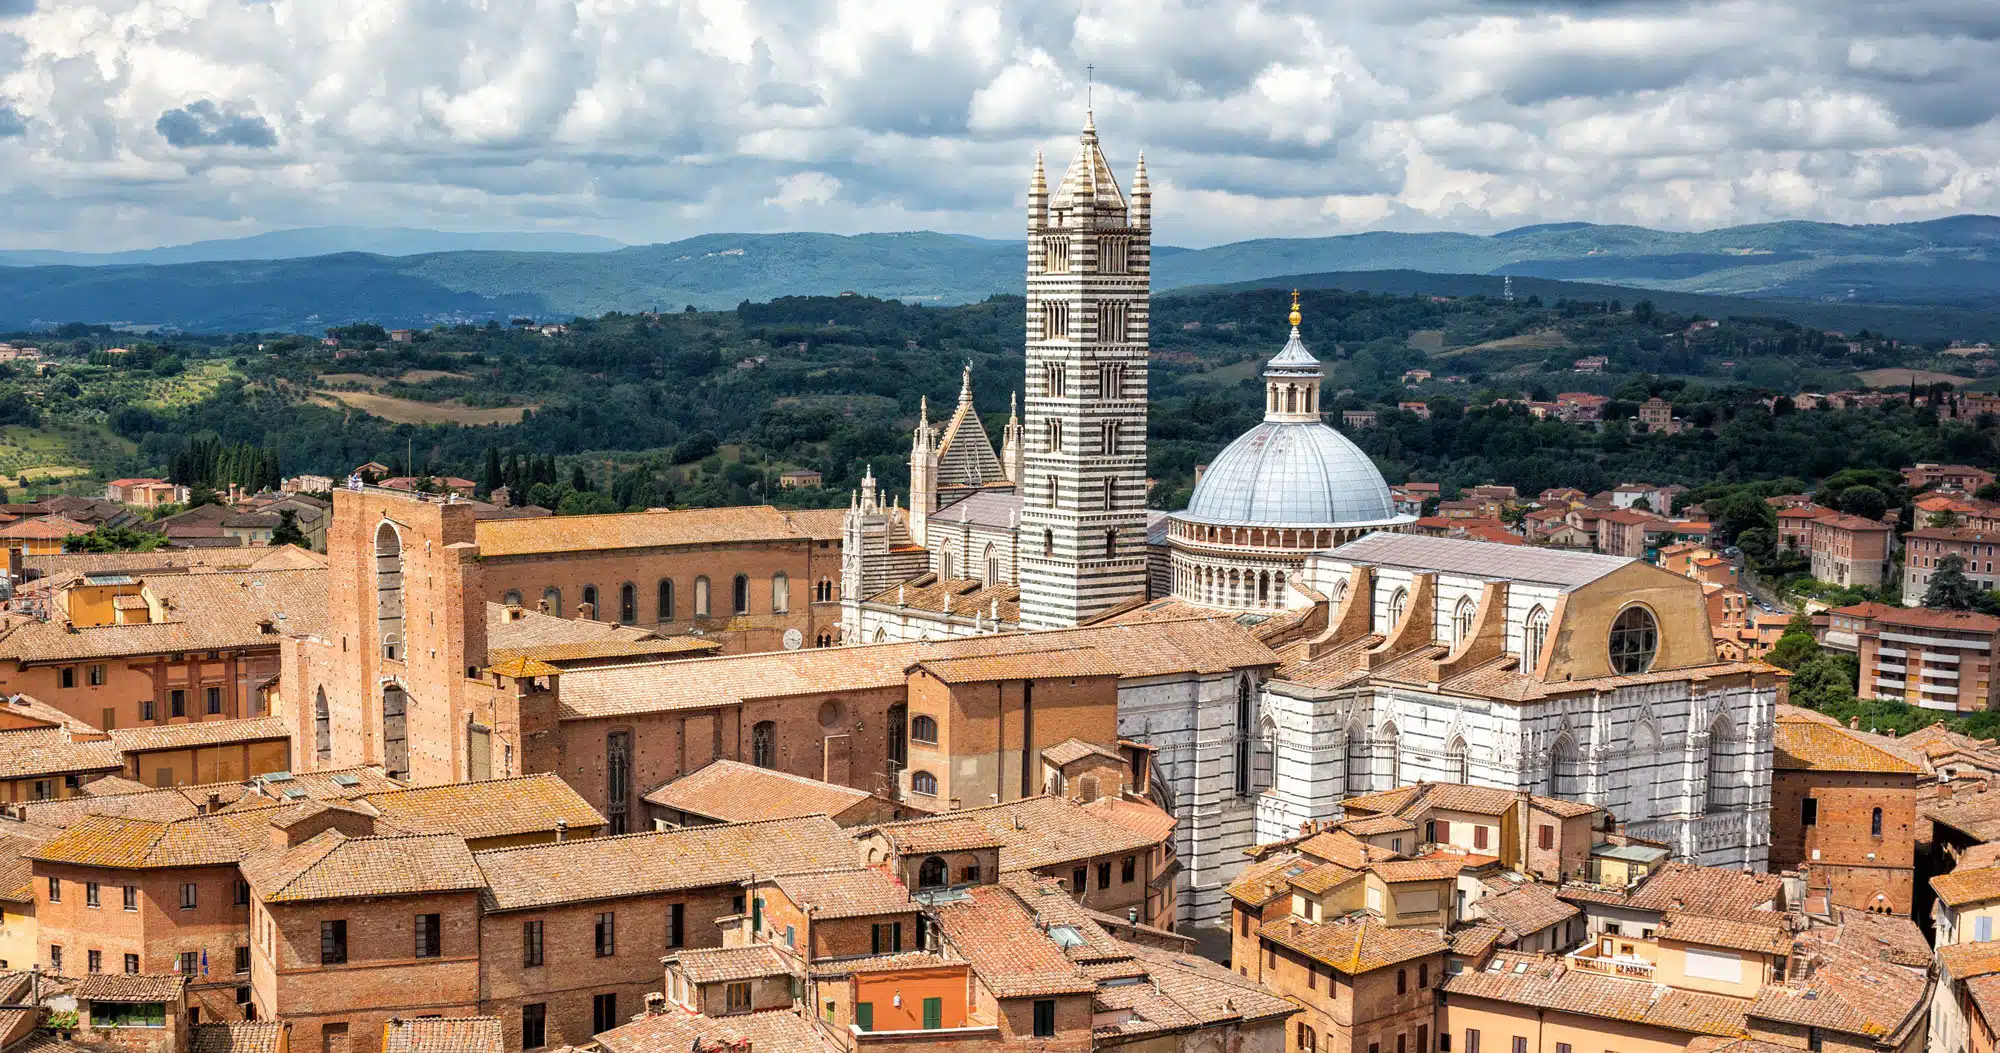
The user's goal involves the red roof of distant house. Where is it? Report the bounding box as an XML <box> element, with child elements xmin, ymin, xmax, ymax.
<box><xmin>1813</xmin><ymin>513</ymin><xmax>1892</xmax><ymax>532</ymax></box>
<box><xmin>1460</xmin><ymin>522</ymin><xmax>1524</xmax><ymax>546</ymax></box>
<box><xmin>108</xmin><ymin>478</ymin><xmax>168</xmax><ymax>487</ymax></box>
<box><xmin>0</xmin><ymin>516</ymin><xmax>91</xmax><ymax>540</ymax></box>
<box><xmin>1598</xmin><ymin>509</ymin><xmax>1661</xmax><ymax>525</ymax></box>
<box><xmin>1777</xmin><ymin>505</ymin><xmax>1836</xmax><ymax>520</ymax></box>
<box><xmin>1831</xmin><ymin>602</ymin><xmax>2000</xmax><ymax>634</ymax></box>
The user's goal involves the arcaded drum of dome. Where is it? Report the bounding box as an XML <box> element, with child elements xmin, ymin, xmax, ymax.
<box><xmin>1181</xmin><ymin>419</ymin><xmax>1400</xmax><ymax>527</ymax></box>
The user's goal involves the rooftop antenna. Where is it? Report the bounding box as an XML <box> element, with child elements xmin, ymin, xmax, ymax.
<box><xmin>1087</xmin><ymin>64</ymin><xmax>1093</xmax><ymax>112</ymax></box>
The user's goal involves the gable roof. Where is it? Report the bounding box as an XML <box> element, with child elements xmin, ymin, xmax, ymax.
<box><xmin>860</xmin><ymin>795</ymin><xmax>1170</xmax><ymax>872</ymax></box>
<box><xmin>1327</xmin><ymin>532</ymin><xmax>1633</xmax><ymax>590</ymax></box>
<box><xmin>1775</xmin><ymin>715</ymin><xmax>1924</xmax><ymax>774</ymax></box>
<box><xmin>474</xmin><ymin>814</ymin><xmax>854</xmax><ymax>911</ymax></box>
<box><xmin>242</xmin><ymin>830</ymin><xmax>484</xmax><ymax>902</ymax></box>
<box><xmin>642</xmin><ymin>760</ymin><xmax>875</xmax><ymax>824</ymax></box>
<box><xmin>356</xmin><ymin>774</ymin><xmax>605</xmax><ymax>842</ymax></box>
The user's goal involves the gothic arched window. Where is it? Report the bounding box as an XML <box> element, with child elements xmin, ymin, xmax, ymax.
<box><xmin>911</xmin><ymin>715</ymin><xmax>938</xmax><ymax>744</ymax></box>
<box><xmin>1551</xmin><ymin>734</ymin><xmax>1584</xmax><ymax>799</ymax></box>
<box><xmin>618</xmin><ymin>582</ymin><xmax>637</xmax><ymax>624</ymax></box>
<box><xmin>658</xmin><ymin>579</ymin><xmax>675</xmax><ymax>621</ymax></box>
<box><xmin>1454</xmin><ymin>597</ymin><xmax>1476</xmax><ymax>645</ymax></box>
<box><xmin>751</xmin><ymin>721</ymin><xmax>776</xmax><ymax>769</ymax></box>
<box><xmin>375</xmin><ymin>522</ymin><xmax>404</xmax><ymax>661</ymax></box>
<box><xmin>542</xmin><ymin>587</ymin><xmax>561</xmax><ymax>617</ymax></box>
<box><xmin>771</xmin><ymin>572</ymin><xmax>790</xmax><ymax>614</ymax></box>
<box><xmin>1706</xmin><ymin>716</ymin><xmax>1736</xmax><ymax>814</ymax></box>
<box><xmin>693</xmin><ymin>576</ymin><xmax>710</xmax><ymax>618</ymax></box>
<box><xmin>1523</xmin><ymin>605</ymin><xmax>1550</xmax><ymax>669</ymax></box>
<box><xmin>1385</xmin><ymin>587</ymin><xmax>1408</xmax><ymax>631</ymax></box>
<box><xmin>733</xmin><ymin>574</ymin><xmax>750</xmax><ymax>615</ymax></box>
<box><xmin>911</xmin><ymin>770</ymin><xmax>938</xmax><ymax>796</ymax></box>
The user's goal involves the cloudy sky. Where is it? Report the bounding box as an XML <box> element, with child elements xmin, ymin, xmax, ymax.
<box><xmin>2</xmin><ymin>0</ymin><xmax>1999</xmax><ymax>251</ymax></box>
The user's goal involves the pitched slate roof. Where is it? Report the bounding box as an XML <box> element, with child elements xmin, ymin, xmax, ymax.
<box><xmin>474</xmin><ymin>815</ymin><xmax>853</xmax><ymax>911</ymax></box>
<box><xmin>642</xmin><ymin>760</ymin><xmax>875</xmax><ymax>824</ymax></box>
<box><xmin>243</xmin><ymin>831</ymin><xmax>485</xmax><ymax>902</ymax></box>
<box><xmin>357</xmin><ymin>774</ymin><xmax>606</xmax><ymax>842</ymax></box>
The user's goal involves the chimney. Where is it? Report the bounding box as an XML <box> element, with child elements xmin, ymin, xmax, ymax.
<box><xmin>556</xmin><ymin>819</ymin><xmax>568</xmax><ymax>842</ymax></box>
<box><xmin>1849</xmin><ymin>716</ymin><xmax>1860</xmax><ymax>729</ymax></box>
<box><xmin>537</xmin><ymin>598</ymin><xmax>551</xmax><ymax>615</ymax></box>
<box><xmin>1941</xmin><ymin>783</ymin><xmax>1957</xmax><ymax>801</ymax></box>
<box><xmin>578</xmin><ymin>602</ymin><xmax>596</xmax><ymax>621</ymax></box>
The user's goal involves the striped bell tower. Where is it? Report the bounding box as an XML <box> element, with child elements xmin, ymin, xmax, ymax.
<box><xmin>1017</xmin><ymin>111</ymin><xmax>1152</xmax><ymax>629</ymax></box>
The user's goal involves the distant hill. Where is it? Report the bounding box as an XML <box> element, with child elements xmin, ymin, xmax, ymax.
<box><xmin>0</xmin><ymin>226</ymin><xmax>624</xmax><ymax>267</ymax></box>
<box><xmin>5</xmin><ymin>217</ymin><xmax>2000</xmax><ymax>333</ymax></box>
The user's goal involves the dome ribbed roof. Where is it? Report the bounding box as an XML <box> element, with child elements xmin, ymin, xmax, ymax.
<box><xmin>1181</xmin><ymin>421</ymin><xmax>1401</xmax><ymax>527</ymax></box>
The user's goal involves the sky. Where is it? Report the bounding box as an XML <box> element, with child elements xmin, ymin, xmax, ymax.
<box><xmin>2</xmin><ymin>0</ymin><xmax>2000</xmax><ymax>251</ymax></box>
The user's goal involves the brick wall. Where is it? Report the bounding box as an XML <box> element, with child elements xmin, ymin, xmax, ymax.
<box><xmin>37</xmin><ymin>862</ymin><xmax>252</xmax><ymax>1018</ymax></box>
<box><xmin>258</xmin><ymin>890</ymin><xmax>482</xmax><ymax>1053</ymax></box>
<box><xmin>1769</xmin><ymin>768</ymin><xmax>1919</xmax><ymax>915</ymax></box>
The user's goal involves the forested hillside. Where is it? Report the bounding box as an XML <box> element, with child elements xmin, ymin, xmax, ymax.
<box><xmin>4</xmin><ymin>284</ymin><xmax>1996</xmax><ymax>513</ymax></box>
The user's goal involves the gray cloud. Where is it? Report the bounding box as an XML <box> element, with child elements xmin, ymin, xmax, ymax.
<box><xmin>0</xmin><ymin>105</ymin><xmax>22</xmax><ymax>138</ymax></box>
<box><xmin>1</xmin><ymin>0</ymin><xmax>1999</xmax><ymax>250</ymax></box>
<box><xmin>155</xmin><ymin>100</ymin><xmax>277</xmax><ymax>149</ymax></box>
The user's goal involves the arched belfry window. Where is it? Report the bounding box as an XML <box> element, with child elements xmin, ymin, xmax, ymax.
<box><xmin>375</xmin><ymin>522</ymin><xmax>404</xmax><ymax>661</ymax></box>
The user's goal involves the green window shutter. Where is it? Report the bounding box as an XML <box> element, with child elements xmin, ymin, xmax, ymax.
<box><xmin>855</xmin><ymin>1003</ymin><xmax>873</xmax><ymax>1032</ymax></box>
<box><xmin>922</xmin><ymin>997</ymin><xmax>942</xmax><ymax>1030</ymax></box>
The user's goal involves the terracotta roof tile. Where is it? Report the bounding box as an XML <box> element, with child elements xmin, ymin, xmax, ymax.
<box><xmin>190</xmin><ymin>1022</ymin><xmax>289</xmax><ymax>1053</ymax></box>
<box><xmin>29</xmin><ymin>802</ymin><xmax>323</xmax><ymax>868</ymax></box>
<box><xmin>862</xmin><ymin>795</ymin><xmax>1170</xmax><ymax>872</ymax></box>
<box><xmin>474</xmin><ymin>505</ymin><xmax>831</xmax><ymax>557</ymax></box>
<box><xmin>643</xmin><ymin>760</ymin><xmax>874</xmax><ymax>824</ymax></box>
<box><xmin>1937</xmin><ymin>940</ymin><xmax>2000</xmax><ymax>979</ymax></box>
<box><xmin>75</xmin><ymin>973</ymin><xmax>186</xmax><ymax>1002</ymax></box>
<box><xmin>1933</xmin><ymin>865</ymin><xmax>2000</xmax><ymax>907</ymax></box>
<box><xmin>1818</xmin><ymin>907</ymin><xmax>1929</xmax><ymax>969</ymax></box>
<box><xmin>1444</xmin><ymin>953</ymin><xmax>1748</xmax><ymax>1037</ymax></box>
<box><xmin>1041</xmin><ymin>738</ymin><xmax>1124</xmax><ymax>767</ymax></box>
<box><xmin>0</xmin><ymin>831</ymin><xmax>40</xmax><ymax>904</ymax></box>
<box><xmin>108</xmin><ymin>716</ymin><xmax>289</xmax><ymax>754</ymax></box>
<box><xmin>0</xmin><ymin>726</ymin><xmax>121</xmax><ymax>780</ymax></box>
<box><xmin>771</xmin><ymin>869</ymin><xmax>914</xmax><ymax>920</ymax></box>
<box><xmin>672</xmin><ymin>945</ymin><xmax>798</xmax><ymax>985</ymax></box>
<box><xmin>474</xmin><ymin>815</ymin><xmax>854</xmax><ymax>911</ymax></box>
<box><xmin>0</xmin><ymin>569</ymin><xmax>324</xmax><ymax>663</ymax></box>
<box><xmin>1476</xmin><ymin>881</ymin><xmax>1578</xmax><ymax>938</ymax></box>
<box><xmin>1262</xmin><ymin>917</ymin><xmax>1448</xmax><ymax>974</ymax></box>
<box><xmin>1749</xmin><ymin>935</ymin><xmax>1929</xmax><ymax>1043</ymax></box>
<box><xmin>1227</xmin><ymin>855</ymin><xmax>1308</xmax><ymax>907</ymax></box>
<box><xmin>357</xmin><ymin>774</ymin><xmax>606</xmax><ymax>842</ymax></box>
<box><xmin>1626</xmin><ymin>863</ymin><xmax>1784</xmax><ymax>916</ymax></box>
<box><xmin>554</xmin><ymin>617</ymin><xmax>1276</xmax><ymax>720</ymax></box>
<box><xmin>1657</xmin><ymin>909</ymin><xmax>1793</xmax><ymax>955</ymax></box>
<box><xmin>244</xmin><ymin>830</ymin><xmax>485</xmax><ymax>902</ymax></box>
<box><xmin>1774</xmin><ymin>716</ymin><xmax>1924</xmax><ymax>774</ymax></box>
<box><xmin>382</xmin><ymin>1017</ymin><xmax>504</xmax><ymax>1053</ymax></box>
<box><xmin>933</xmin><ymin>884</ymin><xmax>1097</xmax><ymax>996</ymax></box>
<box><xmin>864</xmin><ymin>575</ymin><xmax>1021</xmax><ymax>624</ymax></box>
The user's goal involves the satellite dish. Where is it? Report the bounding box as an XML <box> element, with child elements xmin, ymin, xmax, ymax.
<box><xmin>783</xmin><ymin>628</ymin><xmax>804</xmax><ymax>651</ymax></box>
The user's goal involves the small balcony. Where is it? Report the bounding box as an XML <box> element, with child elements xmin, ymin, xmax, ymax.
<box><xmin>1567</xmin><ymin>935</ymin><xmax>1658</xmax><ymax>980</ymax></box>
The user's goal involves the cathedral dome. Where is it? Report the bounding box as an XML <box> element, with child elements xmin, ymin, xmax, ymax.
<box><xmin>1180</xmin><ymin>420</ymin><xmax>1401</xmax><ymax>527</ymax></box>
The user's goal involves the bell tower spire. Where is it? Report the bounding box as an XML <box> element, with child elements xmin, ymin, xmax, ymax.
<box><xmin>1017</xmin><ymin>106</ymin><xmax>1150</xmax><ymax>629</ymax></box>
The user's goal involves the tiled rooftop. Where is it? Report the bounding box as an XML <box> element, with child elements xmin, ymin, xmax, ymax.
<box><xmin>357</xmin><ymin>774</ymin><xmax>606</xmax><ymax>842</ymax></box>
<box><xmin>0</xmin><ymin>569</ymin><xmax>325</xmax><ymax>662</ymax></box>
<box><xmin>243</xmin><ymin>830</ymin><xmax>485</xmax><ymax>902</ymax></box>
<box><xmin>75</xmin><ymin>973</ymin><xmax>186</xmax><ymax>1003</ymax></box>
<box><xmin>0</xmin><ymin>726</ymin><xmax>122</xmax><ymax>780</ymax></box>
<box><xmin>642</xmin><ymin>760</ymin><xmax>874</xmax><ymax>824</ymax></box>
<box><xmin>862</xmin><ymin>795</ymin><xmax>1171</xmax><ymax>872</ymax></box>
<box><xmin>382</xmin><ymin>1017</ymin><xmax>504</xmax><ymax>1053</ymax></box>
<box><xmin>1445</xmin><ymin>952</ymin><xmax>1748</xmax><ymax>1037</ymax></box>
<box><xmin>108</xmin><ymin>716</ymin><xmax>290</xmax><ymax>754</ymax></box>
<box><xmin>1749</xmin><ymin>935</ymin><xmax>1929</xmax><ymax>1044</ymax></box>
<box><xmin>474</xmin><ymin>505</ymin><xmax>837</xmax><ymax>557</ymax></box>
<box><xmin>1774</xmin><ymin>715</ymin><xmax>1924</xmax><ymax>774</ymax></box>
<box><xmin>771</xmin><ymin>868</ymin><xmax>913</xmax><ymax>920</ymax></box>
<box><xmin>1932</xmin><ymin>864</ymin><xmax>2000</xmax><ymax>907</ymax></box>
<box><xmin>30</xmin><ymin>802</ymin><xmax>324</xmax><ymax>869</ymax></box>
<box><xmin>672</xmin><ymin>945</ymin><xmax>797</xmax><ymax>985</ymax></box>
<box><xmin>554</xmin><ymin>616</ymin><xmax>1277</xmax><ymax>719</ymax></box>
<box><xmin>1260</xmin><ymin>915</ymin><xmax>1449</xmax><ymax>974</ymax></box>
<box><xmin>474</xmin><ymin>815</ymin><xmax>853</xmax><ymax>911</ymax></box>
<box><xmin>933</xmin><ymin>884</ymin><xmax>1098</xmax><ymax>997</ymax></box>
<box><xmin>190</xmin><ymin>1022</ymin><xmax>289</xmax><ymax>1053</ymax></box>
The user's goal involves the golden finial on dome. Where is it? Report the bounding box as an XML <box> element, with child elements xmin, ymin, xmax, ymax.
<box><xmin>1288</xmin><ymin>289</ymin><xmax>1301</xmax><ymax>328</ymax></box>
